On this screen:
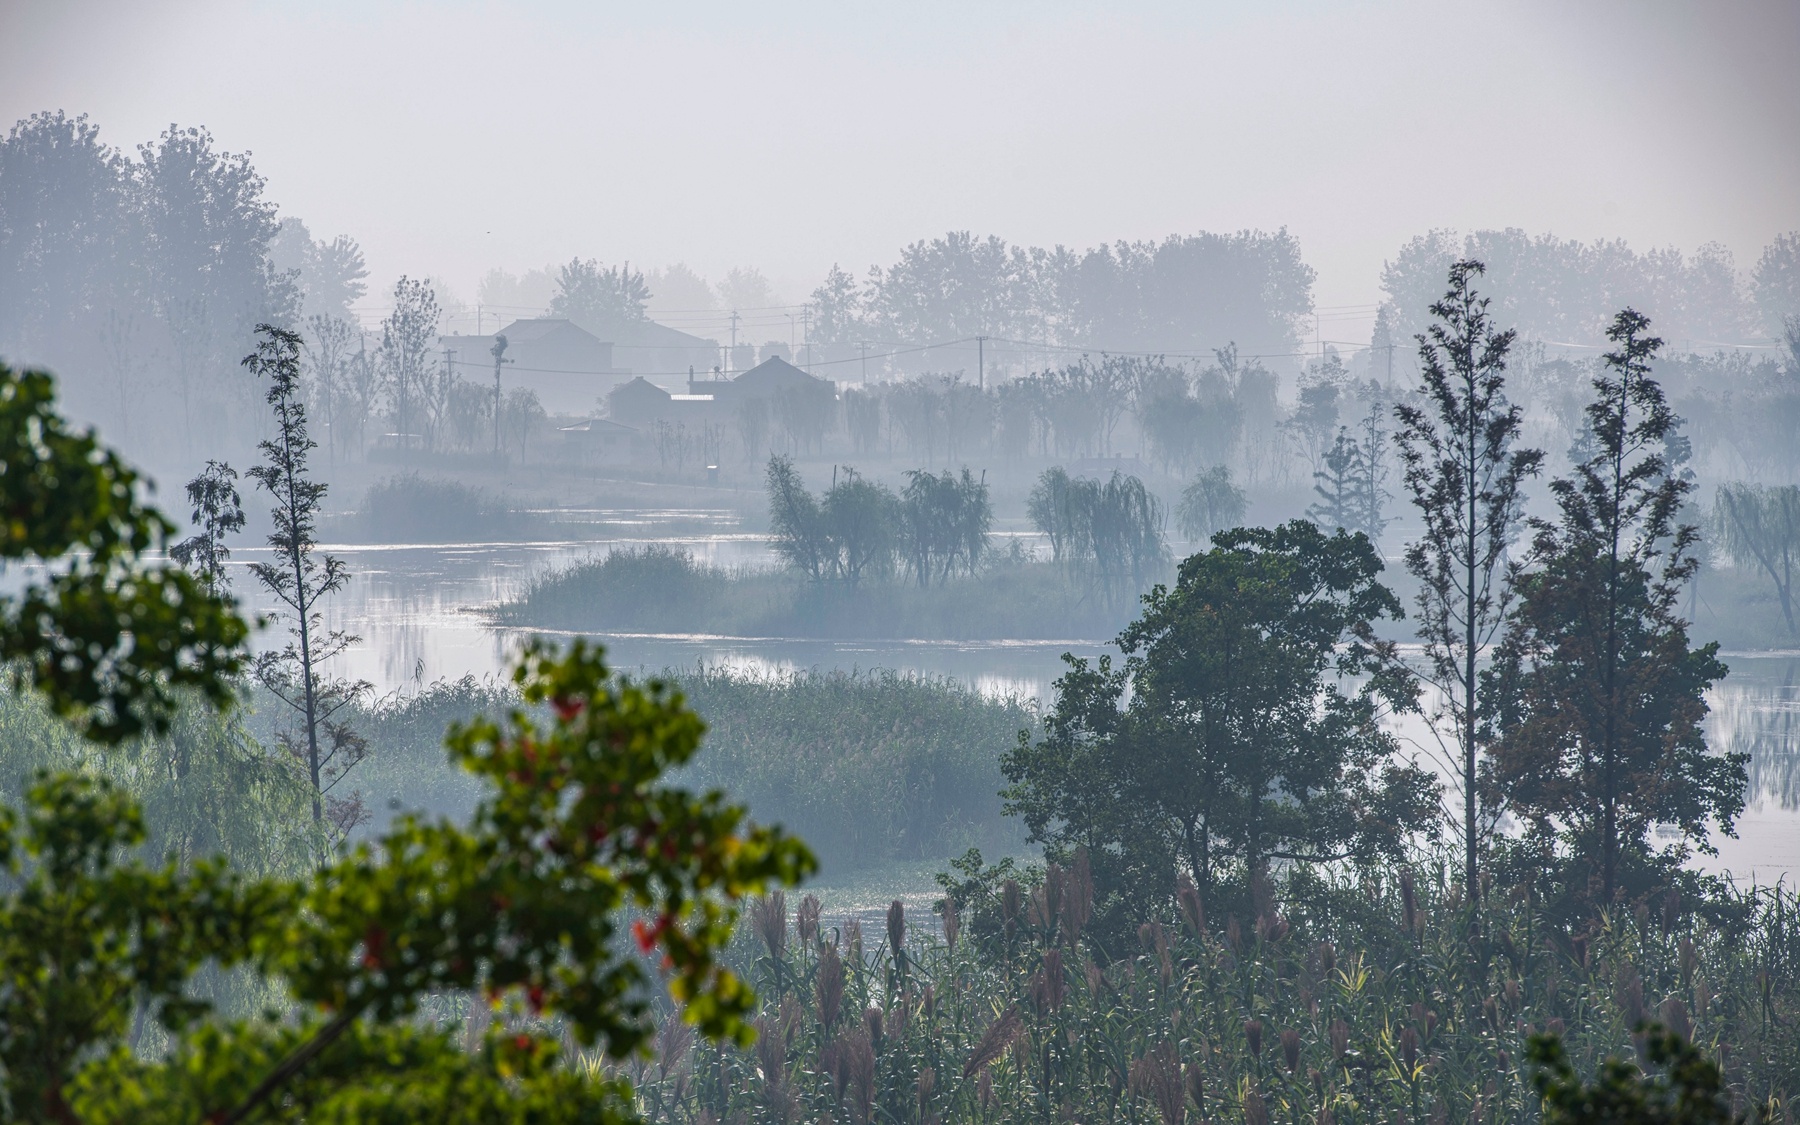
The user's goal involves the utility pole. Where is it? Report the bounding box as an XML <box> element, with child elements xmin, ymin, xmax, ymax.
<box><xmin>860</xmin><ymin>341</ymin><xmax>868</xmax><ymax>385</ymax></box>
<box><xmin>977</xmin><ymin>335</ymin><xmax>987</xmax><ymax>391</ymax></box>
<box><xmin>490</xmin><ymin>334</ymin><xmax>511</xmax><ymax>458</ymax></box>
<box><xmin>729</xmin><ymin>310</ymin><xmax>740</xmax><ymax>371</ymax></box>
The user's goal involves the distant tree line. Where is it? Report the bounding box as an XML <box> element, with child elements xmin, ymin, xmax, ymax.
<box><xmin>808</xmin><ymin>229</ymin><xmax>1317</xmax><ymax>372</ymax></box>
<box><xmin>0</xmin><ymin>112</ymin><xmax>339</xmax><ymax>458</ymax></box>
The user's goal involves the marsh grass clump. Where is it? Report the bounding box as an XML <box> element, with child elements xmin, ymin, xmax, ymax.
<box><xmin>678</xmin><ymin>667</ymin><xmax>1035</xmax><ymax>871</ymax></box>
<box><xmin>352</xmin><ymin>472</ymin><xmax>544</xmax><ymax>541</ymax></box>
<box><xmin>500</xmin><ymin>545</ymin><xmax>746</xmax><ymax>633</ymax></box>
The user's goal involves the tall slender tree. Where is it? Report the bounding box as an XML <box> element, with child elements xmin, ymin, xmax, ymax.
<box><xmin>243</xmin><ymin>325</ymin><xmax>368</xmax><ymax>838</ymax></box>
<box><xmin>303</xmin><ymin>313</ymin><xmax>357</xmax><ymax>463</ymax></box>
<box><xmin>378</xmin><ymin>276</ymin><xmax>439</xmax><ymax>448</ymax></box>
<box><xmin>167</xmin><ymin>460</ymin><xmax>245</xmax><ymax>594</ymax></box>
<box><xmin>1393</xmin><ymin>259</ymin><xmax>1543</xmax><ymax>893</ymax></box>
<box><xmin>1487</xmin><ymin>311</ymin><xmax>1742</xmax><ymax>908</ymax></box>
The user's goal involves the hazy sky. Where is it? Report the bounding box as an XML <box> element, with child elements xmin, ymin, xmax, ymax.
<box><xmin>4</xmin><ymin>0</ymin><xmax>1796</xmax><ymax>341</ymax></box>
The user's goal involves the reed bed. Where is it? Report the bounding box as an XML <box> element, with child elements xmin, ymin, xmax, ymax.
<box><xmin>604</xmin><ymin>864</ymin><xmax>1800</xmax><ymax>1124</ymax></box>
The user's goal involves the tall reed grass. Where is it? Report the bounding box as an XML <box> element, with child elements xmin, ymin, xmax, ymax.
<box><xmin>678</xmin><ymin>667</ymin><xmax>1034</xmax><ymax>870</ymax></box>
<box><xmin>296</xmin><ymin>662</ymin><xmax>1032</xmax><ymax>871</ymax></box>
<box><xmin>605</xmin><ymin>863</ymin><xmax>1800</xmax><ymax>1123</ymax></box>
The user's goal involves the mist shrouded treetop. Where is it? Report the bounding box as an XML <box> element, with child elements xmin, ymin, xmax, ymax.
<box><xmin>808</xmin><ymin>229</ymin><xmax>1316</xmax><ymax>367</ymax></box>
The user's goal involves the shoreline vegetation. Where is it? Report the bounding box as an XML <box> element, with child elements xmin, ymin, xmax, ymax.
<box><xmin>492</xmin><ymin>545</ymin><xmax>1152</xmax><ymax>641</ymax></box>
<box><xmin>495</xmin><ymin>540</ymin><xmax>1795</xmax><ymax>652</ymax></box>
<box><xmin>227</xmin><ymin>658</ymin><xmax>1038</xmax><ymax>878</ymax></box>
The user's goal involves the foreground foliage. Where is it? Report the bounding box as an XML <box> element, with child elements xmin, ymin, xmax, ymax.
<box><xmin>1</xmin><ymin>642</ymin><xmax>815</xmax><ymax>1122</ymax></box>
<box><xmin>1</xmin><ymin>361</ymin><xmax>814</xmax><ymax>1120</ymax></box>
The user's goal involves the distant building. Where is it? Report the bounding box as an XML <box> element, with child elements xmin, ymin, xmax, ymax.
<box><xmin>557</xmin><ymin>416</ymin><xmax>637</xmax><ymax>465</ymax></box>
<box><xmin>607</xmin><ymin>357</ymin><xmax>835</xmax><ymax>431</ymax></box>
<box><xmin>607</xmin><ymin>376</ymin><xmax>674</xmax><ymax>428</ymax></box>
<box><xmin>438</xmin><ymin>318</ymin><xmax>621</xmax><ymax>417</ymax></box>
<box><xmin>687</xmin><ymin>356</ymin><xmax>833</xmax><ymax>405</ymax></box>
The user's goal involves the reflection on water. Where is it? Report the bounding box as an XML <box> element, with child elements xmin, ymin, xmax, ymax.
<box><xmin>1704</xmin><ymin>655</ymin><xmax>1800</xmax><ymax>884</ymax></box>
<box><xmin>221</xmin><ymin>530</ymin><xmax>1800</xmax><ymax>881</ymax></box>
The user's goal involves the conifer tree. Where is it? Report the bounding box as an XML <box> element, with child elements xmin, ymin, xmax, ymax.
<box><xmin>1487</xmin><ymin>310</ymin><xmax>1743</xmax><ymax>907</ymax></box>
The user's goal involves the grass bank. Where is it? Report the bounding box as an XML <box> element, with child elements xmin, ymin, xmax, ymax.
<box><xmin>333</xmin><ymin>472</ymin><xmax>549</xmax><ymax>542</ymax></box>
<box><xmin>279</xmin><ymin>661</ymin><xmax>1035</xmax><ymax>876</ymax></box>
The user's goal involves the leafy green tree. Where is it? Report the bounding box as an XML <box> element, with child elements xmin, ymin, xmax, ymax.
<box><xmin>0</xmin><ymin>112</ymin><xmax>135</xmax><ymax>381</ymax></box>
<box><xmin>821</xmin><ymin>466</ymin><xmax>900</xmax><ymax>588</ymax></box>
<box><xmin>1003</xmin><ymin>521</ymin><xmax>1435</xmax><ymax>921</ymax></box>
<box><xmin>167</xmin><ymin>459</ymin><xmax>245</xmax><ymax>594</ymax></box>
<box><xmin>1486</xmin><ymin>311</ymin><xmax>1743</xmax><ymax>908</ymax></box>
<box><xmin>1393</xmin><ymin>258</ymin><xmax>1543</xmax><ymax>893</ymax></box>
<box><xmin>0</xmin><ymin>361</ymin><xmax>246</xmax><ymax>742</ymax></box>
<box><xmin>377</xmin><ymin>276</ymin><xmax>440</xmax><ymax>447</ymax></box>
<box><xmin>136</xmin><ymin>123</ymin><xmax>291</xmax><ymax>451</ymax></box>
<box><xmin>1027</xmin><ymin>468</ymin><xmax>1167</xmax><ymax>609</ymax></box>
<box><xmin>302</xmin><ymin>312</ymin><xmax>358</xmax><ymax>463</ymax></box>
<box><xmin>767</xmin><ymin>455</ymin><xmax>830</xmax><ymax>582</ymax></box>
<box><xmin>242</xmin><ymin>325</ymin><xmax>369</xmax><ymax>836</ymax></box>
<box><xmin>1530</xmin><ymin>1026</ymin><xmax>1753</xmax><ymax>1125</ymax></box>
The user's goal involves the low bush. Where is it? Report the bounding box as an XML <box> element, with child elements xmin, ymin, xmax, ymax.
<box><xmin>498</xmin><ymin>546</ymin><xmax>749</xmax><ymax>633</ymax></box>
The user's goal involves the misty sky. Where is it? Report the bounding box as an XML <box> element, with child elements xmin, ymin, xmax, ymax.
<box><xmin>4</xmin><ymin>0</ymin><xmax>1796</xmax><ymax>339</ymax></box>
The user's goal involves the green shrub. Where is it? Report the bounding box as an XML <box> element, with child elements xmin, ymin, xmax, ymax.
<box><xmin>499</xmin><ymin>546</ymin><xmax>746</xmax><ymax>633</ymax></box>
